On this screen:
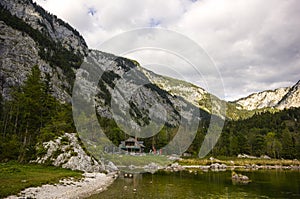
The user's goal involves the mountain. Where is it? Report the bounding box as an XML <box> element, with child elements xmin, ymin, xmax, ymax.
<box><xmin>1</xmin><ymin>1</ymin><xmax>298</xmax><ymax>121</ymax></box>
<box><xmin>0</xmin><ymin>0</ymin><xmax>299</xmax><ymax>164</ymax></box>
<box><xmin>234</xmin><ymin>87</ymin><xmax>289</xmax><ymax>110</ymax></box>
<box><xmin>140</xmin><ymin>67</ymin><xmax>209</xmax><ymax>112</ymax></box>
<box><xmin>234</xmin><ymin>81</ymin><xmax>300</xmax><ymax>111</ymax></box>
<box><xmin>72</xmin><ymin>50</ymin><xmax>210</xmax><ymax>157</ymax></box>
<box><xmin>139</xmin><ymin>67</ymin><xmax>232</xmax><ymax>120</ymax></box>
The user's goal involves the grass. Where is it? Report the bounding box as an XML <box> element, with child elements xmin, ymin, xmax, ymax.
<box><xmin>103</xmin><ymin>154</ymin><xmax>172</xmax><ymax>167</ymax></box>
<box><xmin>177</xmin><ymin>157</ymin><xmax>300</xmax><ymax>167</ymax></box>
<box><xmin>0</xmin><ymin>162</ymin><xmax>83</xmax><ymax>198</ymax></box>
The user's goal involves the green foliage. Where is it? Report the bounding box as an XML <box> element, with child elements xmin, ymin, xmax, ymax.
<box><xmin>0</xmin><ymin>66</ymin><xmax>76</xmax><ymax>162</ymax></box>
<box><xmin>52</xmin><ymin>149</ymin><xmax>63</xmax><ymax>160</ymax></box>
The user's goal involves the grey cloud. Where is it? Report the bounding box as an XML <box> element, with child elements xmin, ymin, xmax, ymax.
<box><xmin>33</xmin><ymin>0</ymin><xmax>300</xmax><ymax>100</ymax></box>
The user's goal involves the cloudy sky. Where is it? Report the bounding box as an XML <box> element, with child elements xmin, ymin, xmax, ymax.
<box><xmin>34</xmin><ymin>0</ymin><xmax>300</xmax><ymax>101</ymax></box>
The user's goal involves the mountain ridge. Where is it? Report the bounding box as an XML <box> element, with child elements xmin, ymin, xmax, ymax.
<box><xmin>234</xmin><ymin>81</ymin><xmax>300</xmax><ymax>111</ymax></box>
<box><xmin>1</xmin><ymin>0</ymin><xmax>299</xmax><ymax>119</ymax></box>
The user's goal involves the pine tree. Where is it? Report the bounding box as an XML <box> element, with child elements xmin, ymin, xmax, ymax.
<box><xmin>281</xmin><ymin>128</ymin><xmax>294</xmax><ymax>159</ymax></box>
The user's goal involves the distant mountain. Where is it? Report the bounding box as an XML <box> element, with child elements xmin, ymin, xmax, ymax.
<box><xmin>234</xmin><ymin>81</ymin><xmax>300</xmax><ymax>111</ymax></box>
<box><xmin>276</xmin><ymin>80</ymin><xmax>300</xmax><ymax>109</ymax></box>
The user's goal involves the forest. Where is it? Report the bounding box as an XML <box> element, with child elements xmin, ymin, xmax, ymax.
<box><xmin>208</xmin><ymin>108</ymin><xmax>300</xmax><ymax>159</ymax></box>
<box><xmin>0</xmin><ymin>66</ymin><xmax>75</xmax><ymax>162</ymax></box>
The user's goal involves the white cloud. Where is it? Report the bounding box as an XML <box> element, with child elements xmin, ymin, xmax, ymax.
<box><xmin>34</xmin><ymin>0</ymin><xmax>300</xmax><ymax>100</ymax></box>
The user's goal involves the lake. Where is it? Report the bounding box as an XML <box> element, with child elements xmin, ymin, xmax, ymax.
<box><xmin>88</xmin><ymin>170</ymin><xmax>300</xmax><ymax>199</ymax></box>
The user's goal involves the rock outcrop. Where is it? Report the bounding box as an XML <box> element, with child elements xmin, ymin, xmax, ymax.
<box><xmin>33</xmin><ymin>133</ymin><xmax>107</xmax><ymax>172</ymax></box>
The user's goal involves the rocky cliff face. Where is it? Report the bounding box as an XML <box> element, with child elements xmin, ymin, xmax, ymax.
<box><xmin>0</xmin><ymin>21</ymin><xmax>70</xmax><ymax>101</ymax></box>
<box><xmin>235</xmin><ymin>81</ymin><xmax>300</xmax><ymax>110</ymax></box>
<box><xmin>234</xmin><ymin>87</ymin><xmax>290</xmax><ymax>110</ymax></box>
<box><xmin>72</xmin><ymin>50</ymin><xmax>210</xmax><ymax>156</ymax></box>
<box><xmin>0</xmin><ymin>0</ymin><xmax>87</xmax><ymax>55</ymax></box>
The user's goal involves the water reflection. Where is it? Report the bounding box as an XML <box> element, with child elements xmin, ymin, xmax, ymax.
<box><xmin>89</xmin><ymin>170</ymin><xmax>300</xmax><ymax>199</ymax></box>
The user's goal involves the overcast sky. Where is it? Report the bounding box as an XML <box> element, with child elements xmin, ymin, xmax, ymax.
<box><xmin>34</xmin><ymin>0</ymin><xmax>300</xmax><ymax>101</ymax></box>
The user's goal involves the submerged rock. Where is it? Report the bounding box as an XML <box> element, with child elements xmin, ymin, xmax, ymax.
<box><xmin>210</xmin><ymin>163</ymin><xmax>227</xmax><ymax>170</ymax></box>
<box><xmin>144</xmin><ymin>162</ymin><xmax>160</xmax><ymax>173</ymax></box>
<box><xmin>231</xmin><ymin>171</ymin><xmax>251</xmax><ymax>184</ymax></box>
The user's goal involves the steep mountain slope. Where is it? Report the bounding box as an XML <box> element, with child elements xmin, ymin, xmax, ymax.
<box><xmin>139</xmin><ymin>67</ymin><xmax>228</xmax><ymax>119</ymax></box>
<box><xmin>0</xmin><ymin>0</ymin><xmax>100</xmax><ymax>169</ymax></box>
<box><xmin>140</xmin><ymin>68</ymin><xmax>208</xmax><ymax>110</ymax></box>
<box><xmin>0</xmin><ymin>20</ymin><xmax>70</xmax><ymax>101</ymax></box>
<box><xmin>0</xmin><ymin>1</ymin><xmax>86</xmax><ymax>101</ymax></box>
<box><xmin>73</xmin><ymin>50</ymin><xmax>209</xmax><ymax>156</ymax></box>
<box><xmin>0</xmin><ymin>0</ymin><xmax>87</xmax><ymax>55</ymax></box>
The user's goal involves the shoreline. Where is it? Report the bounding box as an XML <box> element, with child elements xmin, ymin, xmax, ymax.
<box><xmin>176</xmin><ymin>157</ymin><xmax>300</xmax><ymax>172</ymax></box>
<box><xmin>181</xmin><ymin>164</ymin><xmax>300</xmax><ymax>171</ymax></box>
<box><xmin>5</xmin><ymin>172</ymin><xmax>118</xmax><ymax>199</ymax></box>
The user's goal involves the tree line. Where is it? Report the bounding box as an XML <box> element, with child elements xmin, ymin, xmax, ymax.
<box><xmin>206</xmin><ymin>108</ymin><xmax>300</xmax><ymax>159</ymax></box>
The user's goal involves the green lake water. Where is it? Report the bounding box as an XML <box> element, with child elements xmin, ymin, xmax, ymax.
<box><xmin>89</xmin><ymin>170</ymin><xmax>300</xmax><ymax>199</ymax></box>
